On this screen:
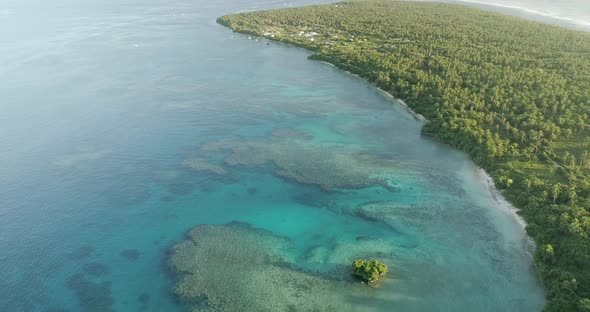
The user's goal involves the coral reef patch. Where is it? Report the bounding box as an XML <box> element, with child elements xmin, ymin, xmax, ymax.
<box><xmin>198</xmin><ymin>133</ymin><xmax>415</xmax><ymax>191</ymax></box>
<box><xmin>168</xmin><ymin>223</ymin><xmax>388</xmax><ymax>312</ymax></box>
<box><xmin>182</xmin><ymin>158</ymin><xmax>227</xmax><ymax>176</ymax></box>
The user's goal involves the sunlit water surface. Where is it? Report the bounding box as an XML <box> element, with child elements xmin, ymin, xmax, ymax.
<box><xmin>0</xmin><ymin>0</ymin><xmax>548</xmax><ymax>311</ymax></box>
<box><xmin>449</xmin><ymin>0</ymin><xmax>590</xmax><ymax>30</ymax></box>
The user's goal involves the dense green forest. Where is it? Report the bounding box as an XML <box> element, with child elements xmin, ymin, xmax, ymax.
<box><xmin>218</xmin><ymin>1</ymin><xmax>590</xmax><ymax>310</ymax></box>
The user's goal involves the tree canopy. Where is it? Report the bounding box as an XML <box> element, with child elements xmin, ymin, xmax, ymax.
<box><xmin>352</xmin><ymin>259</ymin><xmax>388</xmax><ymax>285</ymax></box>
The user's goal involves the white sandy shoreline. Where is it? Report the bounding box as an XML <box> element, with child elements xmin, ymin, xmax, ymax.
<box><xmin>475</xmin><ymin>168</ymin><xmax>534</xmax><ymax>243</ymax></box>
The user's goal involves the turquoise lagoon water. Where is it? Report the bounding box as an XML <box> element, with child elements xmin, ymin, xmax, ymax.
<box><xmin>0</xmin><ymin>0</ymin><xmax>546</xmax><ymax>311</ymax></box>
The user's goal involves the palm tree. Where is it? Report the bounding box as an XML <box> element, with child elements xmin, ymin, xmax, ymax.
<box><xmin>551</xmin><ymin>183</ymin><xmax>562</xmax><ymax>204</ymax></box>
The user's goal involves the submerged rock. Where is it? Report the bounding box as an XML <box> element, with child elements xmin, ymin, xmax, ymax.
<box><xmin>160</xmin><ymin>195</ymin><xmax>175</xmax><ymax>202</ymax></box>
<box><xmin>138</xmin><ymin>292</ymin><xmax>150</xmax><ymax>305</ymax></box>
<box><xmin>120</xmin><ymin>249</ymin><xmax>141</xmax><ymax>261</ymax></box>
<box><xmin>67</xmin><ymin>245</ymin><xmax>95</xmax><ymax>261</ymax></box>
<box><xmin>82</xmin><ymin>262</ymin><xmax>111</xmax><ymax>277</ymax></box>
<box><xmin>167</xmin><ymin>182</ymin><xmax>195</xmax><ymax>196</ymax></box>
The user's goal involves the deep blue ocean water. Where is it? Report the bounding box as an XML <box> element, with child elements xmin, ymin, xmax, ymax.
<box><xmin>0</xmin><ymin>0</ymin><xmax>554</xmax><ymax>311</ymax></box>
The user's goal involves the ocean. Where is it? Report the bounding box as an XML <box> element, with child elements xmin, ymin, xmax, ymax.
<box><xmin>1</xmin><ymin>0</ymin><xmax>580</xmax><ymax>310</ymax></box>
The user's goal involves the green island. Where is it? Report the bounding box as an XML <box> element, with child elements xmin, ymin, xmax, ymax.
<box><xmin>352</xmin><ymin>259</ymin><xmax>388</xmax><ymax>286</ymax></box>
<box><xmin>217</xmin><ymin>1</ymin><xmax>590</xmax><ymax>311</ymax></box>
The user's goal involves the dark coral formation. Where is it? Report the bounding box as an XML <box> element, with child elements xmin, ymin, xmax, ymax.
<box><xmin>160</xmin><ymin>195</ymin><xmax>175</xmax><ymax>202</ymax></box>
<box><xmin>167</xmin><ymin>183</ymin><xmax>195</xmax><ymax>196</ymax></box>
<box><xmin>66</xmin><ymin>273</ymin><xmax>114</xmax><ymax>312</ymax></box>
<box><xmin>67</xmin><ymin>245</ymin><xmax>95</xmax><ymax>260</ymax></box>
<box><xmin>82</xmin><ymin>262</ymin><xmax>111</xmax><ymax>277</ymax></box>
<box><xmin>120</xmin><ymin>249</ymin><xmax>141</xmax><ymax>261</ymax></box>
<box><xmin>43</xmin><ymin>308</ymin><xmax>70</xmax><ymax>312</ymax></box>
<box><xmin>137</xmin><ymin>292</ymin><xmax>150</xmax><ymax>311</ymax></box>
<box><xmin>102</xmin><ymin>184</ymin><xmax>151</xmax><ymax>206</ymax></box>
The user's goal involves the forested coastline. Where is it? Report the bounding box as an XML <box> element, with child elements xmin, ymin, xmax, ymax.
<box><xmin>217</xmin><ymin>1</ymin><xmax>590</xmax><ymax>310</ymax></box>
